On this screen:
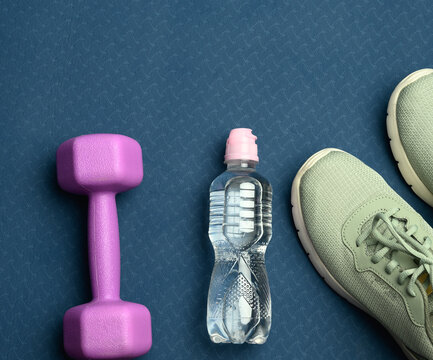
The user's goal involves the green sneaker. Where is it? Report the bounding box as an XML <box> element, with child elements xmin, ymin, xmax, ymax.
<box><xmin>387</xmin><ymin>68</ymin><xmax>433</xmax><ymax>206</ymax></box>
<box><xmin>292</xmin><ymin>148</ymin><xmax>433</xmax><ymax>360</ymax></box>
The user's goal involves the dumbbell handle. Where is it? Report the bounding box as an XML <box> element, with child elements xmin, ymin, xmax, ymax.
<box><xmin>88</xmin><ymin>192</ymin><xmax>120</xmax><ymax>300</ymax></box>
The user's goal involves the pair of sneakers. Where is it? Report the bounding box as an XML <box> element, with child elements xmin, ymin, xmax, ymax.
<box><xmin>291</xmin><ymin>69</ymin><xmax>433</xmax><ymax>360</ymax></box>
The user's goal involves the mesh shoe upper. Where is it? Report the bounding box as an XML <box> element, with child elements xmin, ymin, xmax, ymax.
<box><xmin>397</xmin><ymin>73</ymin><xmax>433</xmax><ymax>193</ymax></box>
<box><xmin>299</xmin><ymin>150</ymin><xmax>433</xmax><ymax>359</ymax></box>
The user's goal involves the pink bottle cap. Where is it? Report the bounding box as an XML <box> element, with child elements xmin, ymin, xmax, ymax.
<box><xmin>224</xmin><ymin>128</ymin><xmax>259</xmax><ymax>163</ymax></box>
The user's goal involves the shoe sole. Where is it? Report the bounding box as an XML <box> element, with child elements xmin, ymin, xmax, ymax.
<box><xmin>291</xmin><ymin>148</ymin><xmax>419</xmax><ymax>360</ymax></box>
<box><xmin>387</xmin><ymin>68</ymin><xmax>433</xmax><ymax>207</ymax></box>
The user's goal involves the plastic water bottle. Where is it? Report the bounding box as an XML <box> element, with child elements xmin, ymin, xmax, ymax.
<box><xmin>207</xmin><ymin>128</ymin><xmax>272</xmax><ymax>344</ymax></box>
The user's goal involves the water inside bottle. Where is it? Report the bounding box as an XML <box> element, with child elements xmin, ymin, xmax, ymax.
<box><xmin>207</xmin><ymin>170</ymin><xmax>272</xmax><ymax>344</ymax></box>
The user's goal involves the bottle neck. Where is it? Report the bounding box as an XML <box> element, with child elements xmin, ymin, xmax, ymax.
<box><xmin>226</xmin><ymin>159</ymin><xmax>257</xmax><ymax>171</ymax></box>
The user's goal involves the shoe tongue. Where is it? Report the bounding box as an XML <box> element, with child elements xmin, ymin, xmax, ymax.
<box><xmin>363</xmin><ymin>215</ymin><xmax>433</xmax><ymax>322</ymax></box>
<box><xmin>362</xmin><ymin>218</ymin><xmax>404</xmax><ymax>259</ymax></box>
<box><xmin>363</xmin><ymin>216</ymin><xmax>419</xmax><ymax>259</ymax></box>
<box><xmin>363</xmin><ymin>215</ymin><xmax>432</xmax><ymax>287</ymax></box>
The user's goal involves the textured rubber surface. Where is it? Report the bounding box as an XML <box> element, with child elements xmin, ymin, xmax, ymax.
<box><xmin>2</xmin><ymin>1</ymin><xmax>433</xmax><ymax>359</ymax></box>
<box><xmin>387</xmin><ymin>69</ymin><xmax>433</xmax><ymax>207</ymax></box>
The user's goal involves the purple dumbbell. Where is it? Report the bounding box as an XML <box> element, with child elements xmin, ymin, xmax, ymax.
<box><xmin>57</xmin><ymin>134</ymin><xmax>152</xmax><ymax>359</ymax></box>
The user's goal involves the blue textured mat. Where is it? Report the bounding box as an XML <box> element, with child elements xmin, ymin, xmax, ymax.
<box><xmin>1</xmin><ymin>1</ymin><xmax>433</xmax><ymax>359</ymax></box>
